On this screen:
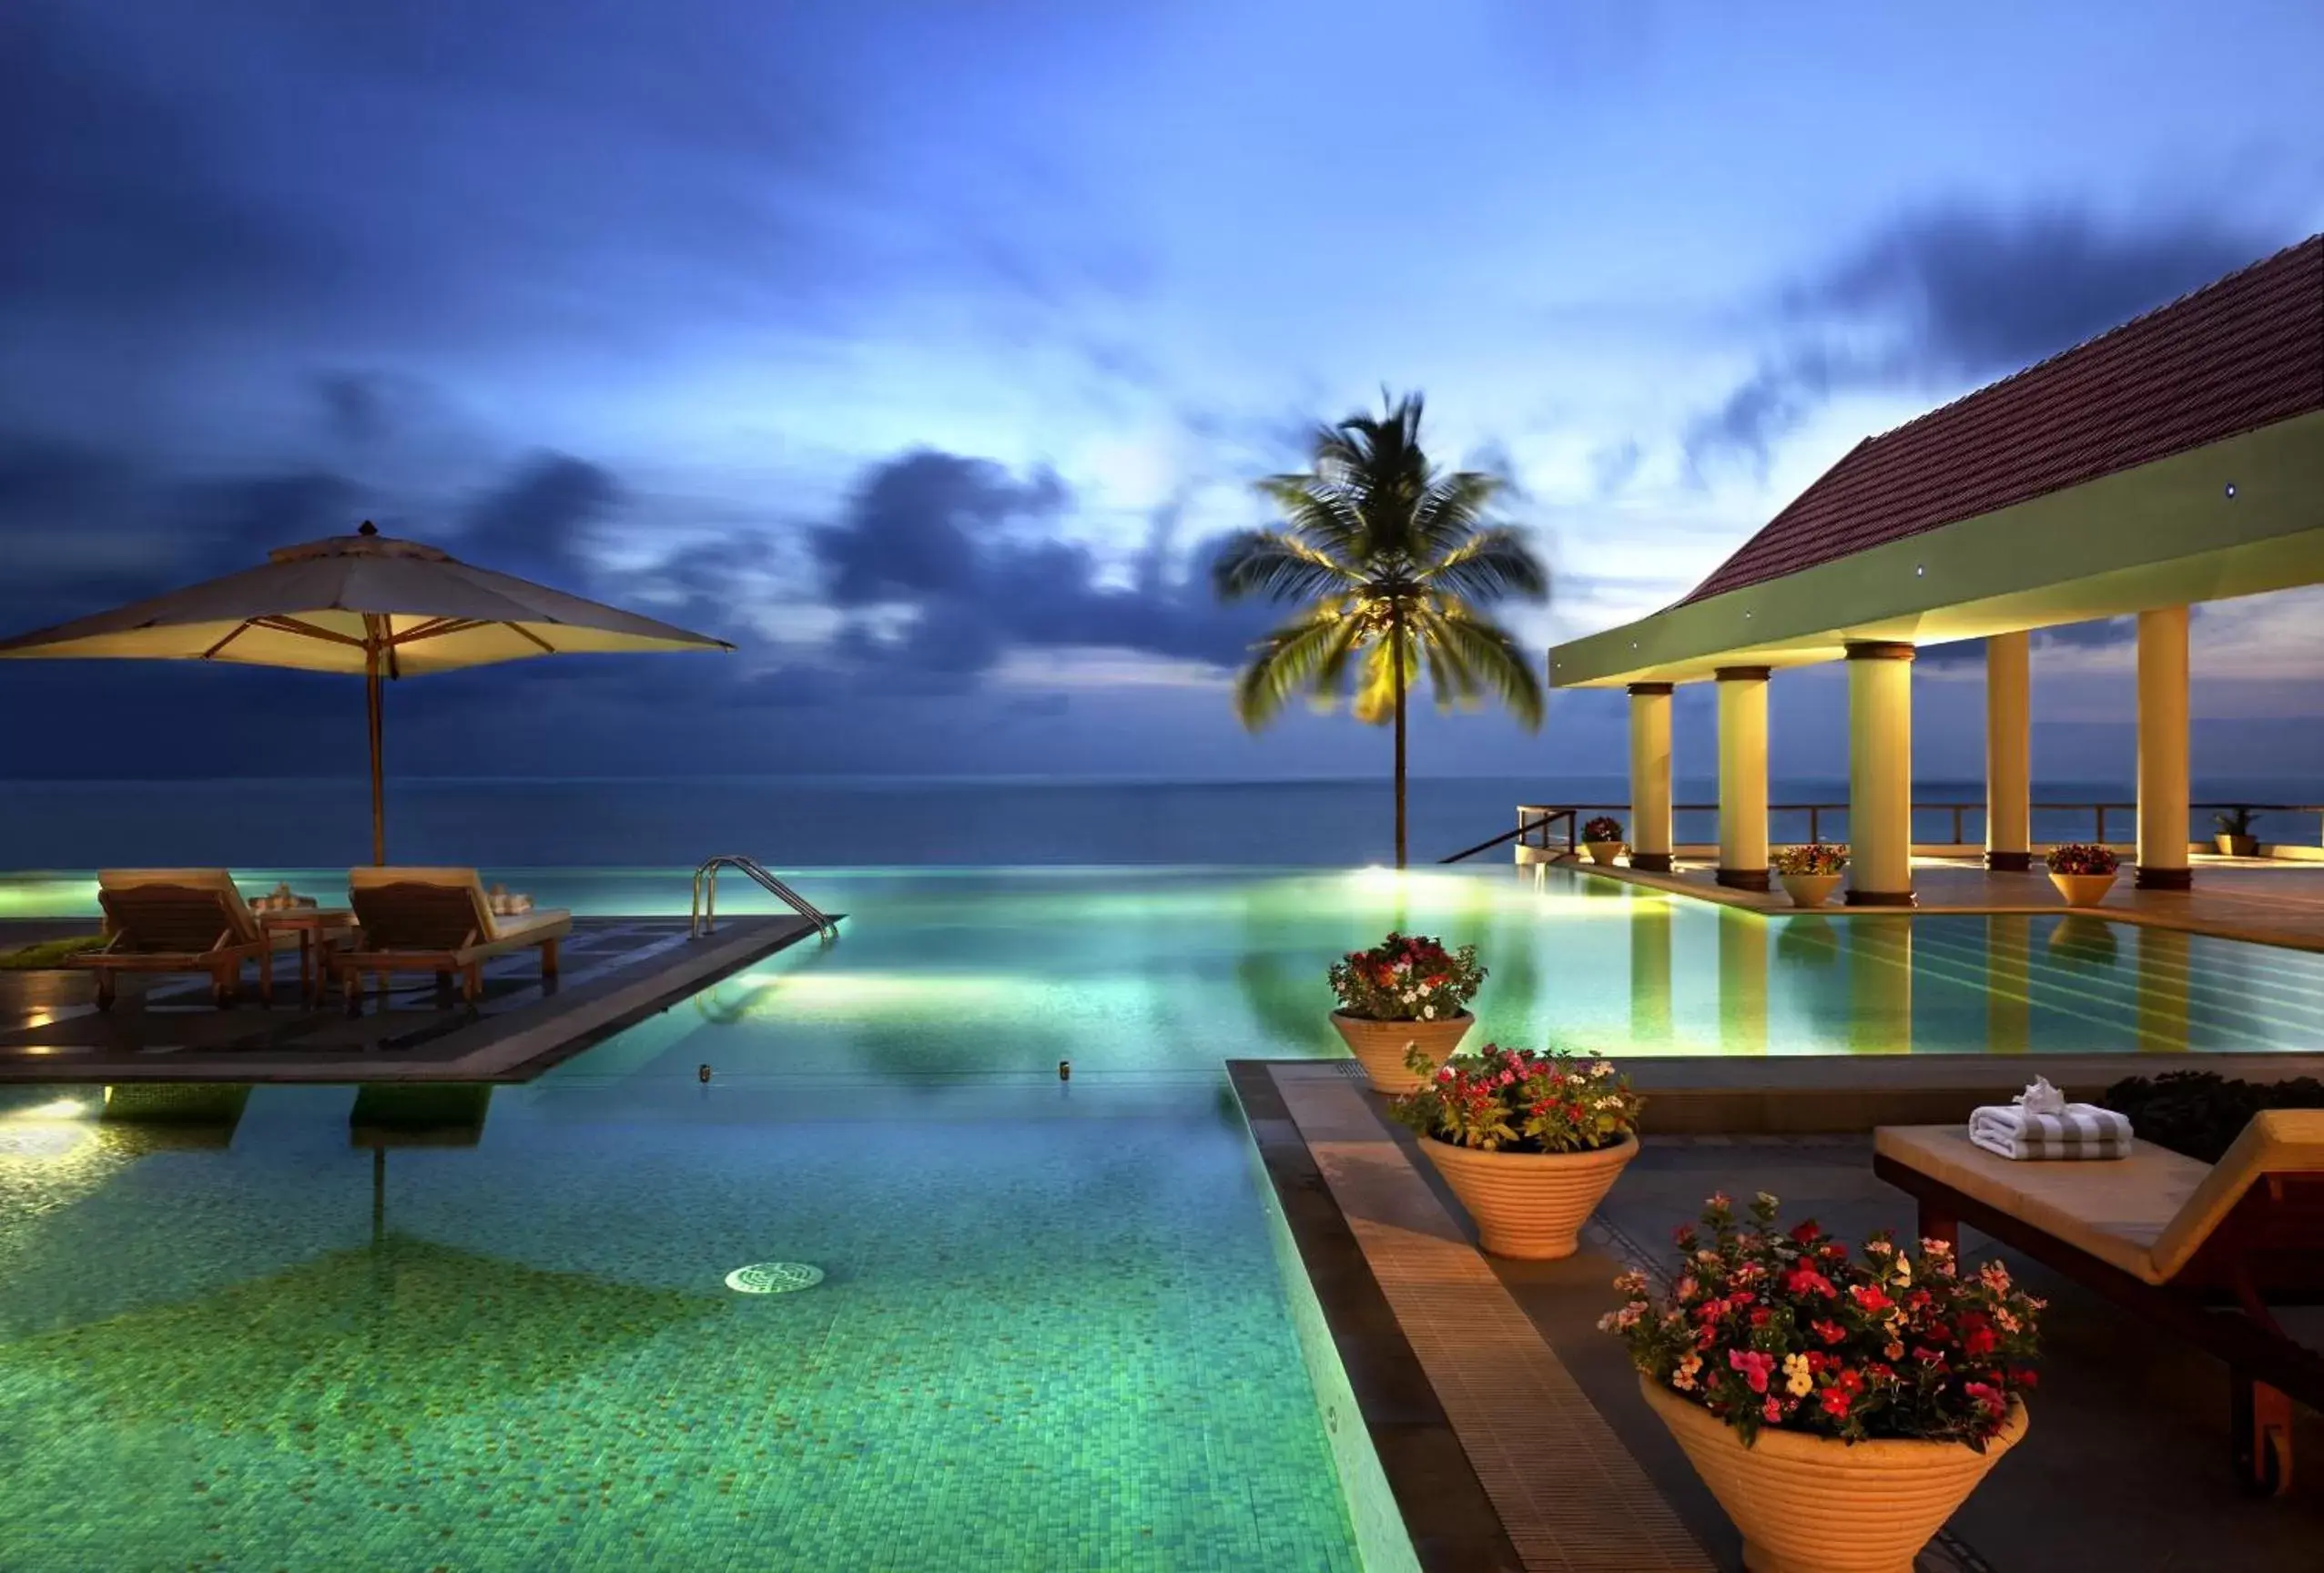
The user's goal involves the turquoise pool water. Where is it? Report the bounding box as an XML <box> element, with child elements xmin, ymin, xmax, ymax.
<box><xmin>7</xmin><ymin>862</ymin><xmax>2314</xmax><ymax>1054</ymax></box>
<box><xmin>2</xmin><ymin>867</ymin><xmax>2318</xmax><ymax>1567</ymax></box>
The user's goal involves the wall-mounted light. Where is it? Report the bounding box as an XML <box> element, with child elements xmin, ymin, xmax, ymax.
<box><xmin>2225</xmin><ymin>482</ymin><xmax>2238</xmax><ymax>499</ymax></box>
<box><xmin>1914</xmin><ymin>564</ymin><xmax>1925</xmax><ymax>576</ymax></box>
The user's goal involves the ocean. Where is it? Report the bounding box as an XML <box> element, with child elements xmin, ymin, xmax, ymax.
<box><xmin>0</xmin><ymin>773</ymin><xmax>2307</xmax><ymax>872</ymax></box>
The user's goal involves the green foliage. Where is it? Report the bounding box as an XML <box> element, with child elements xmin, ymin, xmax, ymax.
<box><xmin>2214</xmin><ymin>806</ymin><xmax>2261</xmax><ymax>837</ymax></box>
<box><xmin>1211</xmin><ymin>391</ymin><xmax>1548</xmax><ymax>732</ymax></box>
<box><xmin>1327</xmin><ymin>930</ymin><xmax>1484</xmax><ymax>1021</ymax></box>
<box><xmin>1605</xmin><ymin>1192</ymin><xmax>2043</xmax><ymax>1447</ymax></box>
<box><xmin>1389</xmin><ymin>1042</ymin><xmax>1641</xmax><ymax>1153</ymax></box>
<box><xmin>2100</xmin><ymin>1070</ymin><xmax>2324</xmax><ymax>1163</ymax></box>
<box><xmin>0</xmin><ymin>933</ymin><xmax>106</xmax><ymax>969</ymax></box>
<box><xmin>2045</xmin><ymin>842</ymin><xmax>2117</xmax><ymax>875</ymax></box>
<box><xmin>1771</xmin><ymin>843</ymin><xmax>1848</xmax><ymax>876</ymax></box>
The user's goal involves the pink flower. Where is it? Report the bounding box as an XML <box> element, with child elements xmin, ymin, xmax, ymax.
<box><xmin>1728</xmin><ymin>1348</ymin><xmax>1774</xmax><ymax>1394</ymax></box>
<box><xmin>1761</xmin><ymin>1397</ymin><xmax>1783</xmax><ymax>1423</ymax></box>
<box><xmin>1964</xmin><ymin>1381</ymin><xmax>2006</xmax><ymax>1416</ymax></box>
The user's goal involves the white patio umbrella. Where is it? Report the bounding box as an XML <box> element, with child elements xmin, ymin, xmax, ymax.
<box><xmin>0</xmin><ymin>521</ymin><xmax>733</xmax><ymax>862</ymax></box>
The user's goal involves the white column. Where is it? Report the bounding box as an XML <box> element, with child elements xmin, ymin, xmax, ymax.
<box><xmin>1628</xmin><ymin>683</ymin><xmax>1674</xmax><ymax>871</ymax></box>
<box><xmin>1715</xmin><ymin>666</ymin><xmax>1770</xmax><ymax>890</ymax></box>
<box><xmin>1984</xmin><ymin>630</ymin><xmax>2032</xmax><ymax>871</ymax></box>
<box><xmin>2136</xmin><ymin>605</ymin><xmax>2191</xmax><ymax>889</ymax></box>
<box><xmin>1846</xmin><ymin>642</ymin><xmax>1915</xmax><ymax>906</ymax></box>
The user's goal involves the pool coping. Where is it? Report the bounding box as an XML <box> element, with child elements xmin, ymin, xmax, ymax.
<box><xmin>1230</xmin><ymin>1061</ymin><xmax>1527</xmax><ymax>1573</ymax></box>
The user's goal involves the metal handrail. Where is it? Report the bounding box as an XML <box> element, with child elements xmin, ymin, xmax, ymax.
<box><xmin>1441</xmin><ymin>811</ymin><xmax>1570</xmax><ymax>865</ymax></box>
<box><xmin>692</xmin><ymin>856</ymin><xmax>837</xmax><ymax>941</ymax></box>
<box><xmin>1506</xmin><ymin>800</ymin><xmax>2320</xmax><ymax>856</ymax></box>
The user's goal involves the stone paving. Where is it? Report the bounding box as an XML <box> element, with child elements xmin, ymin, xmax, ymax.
<box><xmin>1247</xmin><ymin>1061</ymin><xmax>2324</xmax><ymax>1573</ymax></box>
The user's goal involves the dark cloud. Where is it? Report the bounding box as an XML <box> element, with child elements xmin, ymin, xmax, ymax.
<box><xmin>1688</xmin><ymin>205</ymin><xmax>2287</xmax><ymax>471</ymax></box>
<box><xmin>803</xmin><ymin>450</ymin><xmax>1271</xmax><ymax>688</ymax></box>
<box><xmin>817</xmin><ymin>452</ymin><xmax>1065</xmax><ymax>606</ymax></box>
<box><xmin>456</xmin><ymin>453</ymin><xmax>622</xmax><ymax>584</ymax></box>
<box><xmin>1795</xmin><ymin>208</ymin><xmax>2272</xmax><ymax>378</ymax></box>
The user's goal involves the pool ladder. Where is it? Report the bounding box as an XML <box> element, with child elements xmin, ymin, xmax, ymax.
<box><xmin>691</xmin><ymin>855</ymin><xmax>837</xmax><ymax>942</ymax></box>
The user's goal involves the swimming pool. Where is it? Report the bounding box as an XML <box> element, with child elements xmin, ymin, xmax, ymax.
<box><xmin>1</xmin><ymin>867</ymin><xmax>2317</xmax><ymax>1568</ymax></box>
<box><xmin>8</xmin><ymin>862</ymin><xmax>2313</xmax><ymax>1056</ymax></box>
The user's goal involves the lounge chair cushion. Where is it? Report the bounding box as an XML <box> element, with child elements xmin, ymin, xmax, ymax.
<box><xmin>2148</xmin><ymin>1110</ymin><xmax>2324</xmax><ymax>1282</ymax></box>
<box><xmin>1874</xmin><ymin>1124</ymin><xmax>2207</xmax><ymax>1284</ymax></box>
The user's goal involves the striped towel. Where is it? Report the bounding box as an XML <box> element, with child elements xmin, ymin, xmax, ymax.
<box><xmin>1969</xmin><ymin>1102</ymin><xmax>2133</xmax><ymax>1161</ymax></box>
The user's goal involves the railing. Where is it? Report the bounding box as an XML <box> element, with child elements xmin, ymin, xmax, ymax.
<box><xmin>691</xmin><ymin>856</ymin><xmax>838</xmax><ymax>941</ymax></box>
<box><xmin>1440</xmin><ymin>810</ymin><xmax>1572</xmax><ymax>864</ymax></box>
<box><xmin>1502</xmin><ymin>801</ymin><xmax>2324</xmax><ymax>858</ymax></box>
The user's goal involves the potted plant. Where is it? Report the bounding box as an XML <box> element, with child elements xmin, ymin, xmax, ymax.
<box><xmin>1580</xmin><ymin>815</ymin><xmax>1626</xmax><ymax>865</ymax></box>
<box><xmin>1606</xmin><ymin>1192</ymin><xmax>2040</xmax><ymax>1573</ymax></box>
<box><xmin>1391</xmin><ymin>1044</ymin><xmax>1643</xmax><ymax>1258</ymax></box>
<box><xmin>2215</xmin><ymin>807</ymin><xmax>2261</xmax><ymax>858</ymax></box>
<box><xmin>2045</xmin><ymin>842</ymin><xmax>2118</xmax><ymax>906</ymax></box>
<box><xmin>1327</xmin><ymin>932</ymin><xmax>1484</xmax><ymax>1093</ymax></box>
<box><xmin>1770</xmin><ymin>843</ymin><xmax>1848</xmax><ymax>908</ymax></box>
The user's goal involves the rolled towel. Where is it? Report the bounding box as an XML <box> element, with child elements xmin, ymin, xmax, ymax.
<box><xmin>1969</xmin><ymin>1101</ymin><xmax>2133</xmax><ymax>1161</ymax></box>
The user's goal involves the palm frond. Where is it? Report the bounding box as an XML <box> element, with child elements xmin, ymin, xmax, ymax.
<box><xmin>1407</xmin><ymin>471</ymin><xmax>1503</xmax><ymax>558</ymax></box>
<box><xmin>1212</xmin><ymin>529</ymin><xmax>1362</xmax><ymax>604</ymax></box>
<box><xmin>1418</xmin><ymin>525</ymin><xmax>1549</xmax><ymax>603</ymax></box>
<box><xmin>1252</xmin><ymin>475</ymin><xmax>1367</xmax><ymax>557</ymax></box>
<box><xmin>1410</xmin><ymin>607</ymin><xmax>1544</xmax><ymax>728</ymax></box>
<box><xmin>1233</xmin><ymin>605</ymin><xmax>1365</xmax><ymax>728</ymax></box>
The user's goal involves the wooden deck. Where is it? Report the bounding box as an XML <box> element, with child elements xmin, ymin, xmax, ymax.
<box><xmin>0</xmin><ymin>915</ymin><xmax>830</xmax><ymax>1083</ymax></box>
<box><xmin>1543</xmin><ymin>853</ymin><xmax>2324</xmax><ymax>954</ymax></box>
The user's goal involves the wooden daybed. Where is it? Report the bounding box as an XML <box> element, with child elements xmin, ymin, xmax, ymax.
<box><xmin>337</xmin><ymin>868</ymin><xmax>572</xmax><ymax>1010</ymax></box>
<box><xmin>1875</xmin><ymin>1114</ymin><xmax>2324</xmax><ymax>1495</ymax></box>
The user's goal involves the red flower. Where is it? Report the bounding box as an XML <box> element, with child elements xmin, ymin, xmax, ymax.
<box><xmin>1849</xmin><ymin>1284</ymin><xmax>1892</xmax><ymax>1314</ymax></box>
<box><xmin>1783</xmin><ymin>1265</ymin><xmax>1836</xmax><ymax>1298</ymax></box>
<box><xmin>1964</xmin><ymin>1381</ymin><xmax>2006</xmax><ymax>1416</ymax></box>
<box><xmin>1811</xmin><ymin>1319</ymin><xmax>1845</xmax><ymax>1345</ymax></box>
<box><xmin>1789</xmin><ymin>1221</ymin><xmax>1822</xmax><ymax>1244</ymax></box>
<box><xmin>1818</xmin><ymin>1386</ymin><xmax>1852</xmax><ymax>1418</ymax></box>
<box><xmin>1749</xmin><ymin>1307</ymin><xmax>1771</xmax><ymax>1328</ymax></box>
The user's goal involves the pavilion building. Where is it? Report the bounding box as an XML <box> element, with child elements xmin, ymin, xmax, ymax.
<box><xmin>1548</xmin><ymin>234</ymin><xmax>2323</xmax><ymax>905</ymax></box>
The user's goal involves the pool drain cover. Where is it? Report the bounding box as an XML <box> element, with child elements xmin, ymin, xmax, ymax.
<box><xmin>726</xmin><ymin>1262</ymin><xmax>825</xmax><ymax>1294</ymax></box>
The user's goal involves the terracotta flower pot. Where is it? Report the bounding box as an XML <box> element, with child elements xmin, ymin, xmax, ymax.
<box><xmin>2217</xmin><ymin>834</ymin><xmax>2258</xmax><ymax>858</ymax></box>
<box><xmin>1639</xmin><ymin>1375</ymin><xmax>2028</xmax><ymax>1573</ymax></box>
<box><xmin>1584</xmin><ymin>840</ymin><xmax>1622</xmax><ymax>866</ymax></box>
<box><xmin>1329</xmin><ymin>1010</ymin><xmax>1472</xmax><ymax>1094</ymax></box>
<box><xmin>2047</xmin><ymin>871</ymin><xmax>2116</xmax><ymax>907</ymax></box>
<box><xmin>1778</xmin><ymin>873</ymin><xmax>1841</xmax><ymax>908</ymax></box>
<box><xmin>1416</xmin><ymin>1133</ymin><xmax>1637</xmax><ymax>1259</ymax></box>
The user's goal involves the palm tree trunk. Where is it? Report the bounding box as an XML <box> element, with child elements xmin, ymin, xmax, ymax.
<box><xmin>1391</xmin><ymin>601</ymin><xmax>1407</xmax><ymax>868</ymax></box>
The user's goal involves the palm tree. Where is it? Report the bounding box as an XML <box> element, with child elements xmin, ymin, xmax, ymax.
<box><xmin>1213</xmin><ymin>391</ymin><xmax>1549</xmax><ymax>868</ymax></box>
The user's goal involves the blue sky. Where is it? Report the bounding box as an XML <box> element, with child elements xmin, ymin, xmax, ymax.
<box><xmin>3</xmin><ymin>0</ymin><xmax>2321</xmax><ymax>780</ymax></box>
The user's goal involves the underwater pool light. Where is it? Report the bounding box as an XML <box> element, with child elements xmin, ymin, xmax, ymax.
<box><xmin>9</xmin><ymin>1098</ymin><xmax>86</xmax><ymax>1120</ymax></box>
<box><xmin>726</xmin><ymin>1262</ymin><xmax>825</xmax><ymax>1294</ymax></box>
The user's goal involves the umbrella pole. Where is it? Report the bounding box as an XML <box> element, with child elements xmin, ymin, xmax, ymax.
<box><xmin>365</xmin><ymin>651</ymin><xmax>386</xmax><ymax>866</ymax></box>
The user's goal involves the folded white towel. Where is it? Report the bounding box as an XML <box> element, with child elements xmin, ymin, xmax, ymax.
<box><xmin>1969</xmin><ymin>1101</ymin><xmax>2133</xmax><ymax>1161</ymax></box>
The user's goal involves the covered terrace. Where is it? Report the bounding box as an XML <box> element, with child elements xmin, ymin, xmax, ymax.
<box><xmin>1549</xmin><ymin>233</ymin><xmax>2324</xmax><ymax>907</ymax></box>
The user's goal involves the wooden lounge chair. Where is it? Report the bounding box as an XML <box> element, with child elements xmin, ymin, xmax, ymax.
<box><xmin>74</xmin><ymin>869</ymin><xmax>298</xmax><ymax>1010</ymax></box>
<box><xmin>338</xmin><ymin>868</ymin><xmax>571</xmax><ymax>1010</ymax></box>
<box><xmin>1875</xmin><ymin>1115</ymin><xmax>2324</xmax><ymax>1495</ymax></box>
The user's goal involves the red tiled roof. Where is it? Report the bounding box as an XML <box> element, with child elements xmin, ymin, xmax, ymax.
<box><xmin>1678</xmin><ymin>233</ymin><xmax>2324</xmax><ymax>606</ymax></box>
